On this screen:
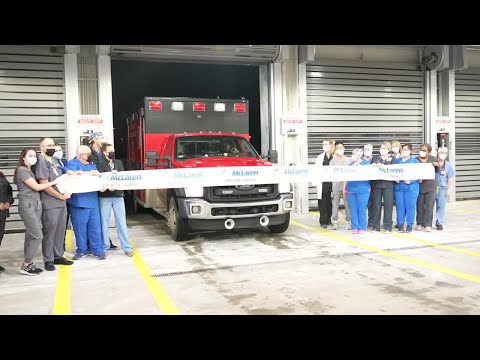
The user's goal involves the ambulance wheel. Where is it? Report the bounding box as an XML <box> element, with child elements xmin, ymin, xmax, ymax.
<box><xmin>168</xmin><ymin>196</ymin><xmax>189</xmax><ymax>241</ymax></box>
<box><xmin>268</xmin><ymin>212</ymin><xmax>290</xmax><ymax>234</ymax></box>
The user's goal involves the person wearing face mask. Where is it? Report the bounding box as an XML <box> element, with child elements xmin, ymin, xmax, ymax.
<box><xmin>394</xmin><ymin>144</ymin><xmax>420</xmax><ymax>233</ymax></box>
<box><xmin>415</xmin><ymin>143</ymin><xmax>438</xmax><ymax>232</ymax></box>
<box><xmin>53</xmin><ymin>143</ymin><xmax>68</xmax><ymax>173</ymax></box>
<box><xmin>434</xmin><ymin>147</ymin><xmax>455</xmax><ymax>230</ymax></box>
<box><xmin>97</xmin><ymin>144</ymin><xmax>134</xmax><ymax>257</ymax></box>
<box><xmin>14</xmin><ymin>148</ymin><xmax>61</xmax><ymax>275</ymax></box>
<box><xmin>344</xmin><ymin>149</ymin><xmax>371</xmax><ymax>234</ymax></box>
<box><xmin>66</xmin><ymin>145</ymin><xmax>107</xmax><ymax>261</ymax></box>
<box><xmin>36</xmin><ymin>138</ymin><xmax>73</xmax><ymax>271</ymax></box>
<box><xmin>363</xmin><ymin>144</ymin><xmax>375</xmax><ymax>229</ymax></box>
<box><xmin>370</xmin><ymin>141</ymin><xmax>396</xmax><ymax>233</ymax></box>
<box><xmin>391</xmin><ymin>140</ymin><xmax>402</xmax><ymax>160</ymax></box>
<box><xmin>314</xmin><ymin>139</ymin><xmax>335</xmax><ymax>228</ymax></box>
<box><xmin>0</xmin><ymin>171</ymin><xmax>14</xmax><ymax>272</ymax></box>
<box><xmin>329</xmin><ymin>142</ymin><xmax>351</xmax><ymax>230</ymax></box>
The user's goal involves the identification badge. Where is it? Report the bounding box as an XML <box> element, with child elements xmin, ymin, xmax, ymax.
<box><xmin>440</xmin><ymin>170</ymin><xmax>446</xmax><ymax>176</ymax></box>
<box><xmin>53</xmin><ymin>168</ymin><xmax>59</xmax><ymax>176</ymax></box>
<box><xmin>387</xmin><ymin>157</ymin><xmax>392</xmax><ymax>162</ymax></box>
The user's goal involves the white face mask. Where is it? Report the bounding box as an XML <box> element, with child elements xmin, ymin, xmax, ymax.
<box><xmin>402</xmin><ymin>151</ymin><xmax>410</xmax><ymax>158</ymax></box>
<box><xmin>380</xmin><ymin>148</ymin><xmax>388</xmax><ymax>156</ymax></box>
<box><xmin>336</xmin><ymin>149</ymin><xmax>344</xmax><ymax>156</ymax></box>
<box><xmin>26</xmin><ymin>157</ymin><xmax>37</xmax><ymax>166</ymax></box>
<box><xmin>439</xmin><ymin>153</ymin><xmax>447</xmax><ymax>160</ymax></box>
<box><xmin>363</xmin><ymin>150</ymin><xmax>372</xmax><ymax>157</ymax></box>
<box><xmin>53</xmin><ymin>151</ymin><xmax>63</xmax><ymax>160</ymax></box>
<box><xmin>419</xmin><ymin>151</ymin><xmax>427</xmax><ymax>158</ymax></box>
<box><xmin>323</xmin><ymin>145</ymin><xmax>330</xmax><ymax>152</ymax></box>
<box><xmin>392</xmin><ymin>146</ymin><xmax>400</xmax><ymax>154</ymax></box>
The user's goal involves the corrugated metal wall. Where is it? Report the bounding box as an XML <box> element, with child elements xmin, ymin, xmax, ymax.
<box><xmin>306</xmin><ymin>59</ymin><xmax>425</xmax><ymax>207</ymax></box>
<box><xmin>455</xmin><ymin>68</ymin><xmax>480</xmax><ymax>200</ymax></box>
<box><xmin>0</xmin><ymin>45</ymin><xmax>66</xmax><ymax>231</ymax></box>
<box><xmin>78</xmin><ymin>45</ymin><xmax>99</xmax><ymax>115</ymax></box>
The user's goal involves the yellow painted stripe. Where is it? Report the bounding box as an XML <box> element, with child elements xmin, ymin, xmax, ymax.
<box><xmin>130</xmin><ymin>243</ymin><xmax>180</xmax><ymax>315</ymax></box>
<box><xmin>449</xmin><ymin>207</ymin><xmax>480</xmax><ymax>214</ymax></box>
<box><xmin>52</xmin><ymin>229</ymin><xmax>73</xmax><ymax>315</ymax></box>
<box><xmin>390</xmin><ymin>232</ymin><xmax>480</xmax><ymax>257</ymax></box>
<box><xmin>291</xmin><ymin>219</ymin><xmax>480</xmax><ymax>284</ymax></box>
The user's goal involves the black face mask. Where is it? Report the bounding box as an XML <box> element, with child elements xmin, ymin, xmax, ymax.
<box><xmin>45</xmin><ymin>148</ymin><xmax>55</xmax><ymax>157</ymax></box>
<box><xmin>86</xmin><ymin>155</ymin><xmax>93</xmax><ymax>163</ymax></box>
<box><xmin>108</xmin><ymin>152</ymin><xmax>115</xmax><ymax>160</ymax></box>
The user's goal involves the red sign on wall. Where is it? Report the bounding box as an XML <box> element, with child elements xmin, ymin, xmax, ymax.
<box><xmin>78</xmin><ymin>115</ymin><xmax>103</xmax><ymax>124</ymax></box>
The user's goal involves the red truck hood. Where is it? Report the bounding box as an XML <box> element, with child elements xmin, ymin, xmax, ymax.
<box><xmin>175</xmin><ymin>157</ymin><xmax>273</xmax><ymax>168</ymax></box>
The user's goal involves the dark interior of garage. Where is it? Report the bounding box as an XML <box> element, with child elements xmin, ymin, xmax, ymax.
<box><xmin>111</xmin><ymin>60</ymin><xmax>261</xmax><ymax>162</ymax></box>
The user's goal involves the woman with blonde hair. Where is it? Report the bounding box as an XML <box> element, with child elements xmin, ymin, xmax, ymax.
<box><xmin>391</xmin><ymin>140</ymin><xmax>402</xmax><ymax>160</ymax></box>
<box><xmin>370</xmin><ymin>141</ymin><xmax>397</xmax><ymax>233</ymax></box>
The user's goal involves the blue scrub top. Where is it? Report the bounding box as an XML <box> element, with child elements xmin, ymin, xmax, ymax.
<box><xmin>66</xmin><ymin>158</ymin><xmax>99</xmax><ymax>208</ymax></box>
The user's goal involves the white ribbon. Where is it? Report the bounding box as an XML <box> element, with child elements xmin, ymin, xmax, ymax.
<box><xmin>56</xmin><ymin>163</ymin><xmax>435</xmax><ymax>194</ymax></box>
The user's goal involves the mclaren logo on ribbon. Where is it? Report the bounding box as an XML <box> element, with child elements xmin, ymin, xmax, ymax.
<box><xmin>56</xmin><ymin>163</ymin><xmax>435</xmax><ymax>194</ymax></box>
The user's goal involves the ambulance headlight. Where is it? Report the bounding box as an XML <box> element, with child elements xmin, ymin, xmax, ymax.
<box><xmin>278</xmin><ymin>182</ymin><xmax>291</xmax><ymax>193</ymax></box>
<box><xmin>185</xmin><ymin>186</ymin><xmax>204</xmax><ymax>197</ymax></box>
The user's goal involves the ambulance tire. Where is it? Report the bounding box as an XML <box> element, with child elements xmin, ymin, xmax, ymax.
<box><xmin>168</xmin><ymin>196</ymin><xmax>189</xmax><ymax>241</ymax></box>
<box><xmin>268</xmin><ymin>212</ymin><xmax>290</xmax><ymax>234</ymax></box>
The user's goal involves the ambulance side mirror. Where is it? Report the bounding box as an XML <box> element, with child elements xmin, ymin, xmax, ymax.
<box><xmin>146</xmin><ymin>151</ymin><xmax>159</xmax><ymax>167</ymax></box>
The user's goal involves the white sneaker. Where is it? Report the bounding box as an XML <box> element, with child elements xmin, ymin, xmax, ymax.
<box><xmin>332</xmin><ymin>222</ymin><xmax>338</xmax><ymax>230</ymax></box>
<box><xmin>346</xmin><ymin>222</ymin><xmax>351</xmax><ymax>230</ymax></box>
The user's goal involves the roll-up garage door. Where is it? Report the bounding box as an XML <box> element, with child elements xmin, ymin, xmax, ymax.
<box><xmin>455</xmin><ymin>69</ymin><xmax>480</xmax><ymax>200</ymax></box>
<box><xmin>306</xmin><ymin>60</ymin><xmax>425</xmax><ymax>207</ymax></box>
<box><xmin>110</xmin><ymin>45</ymin><xmax>281</xmax><ymax>65</ymax></box>
<box><xmin>0</xmin><ymin>45</ymin><xmax>66</xmax><ymax>231</ymax></box>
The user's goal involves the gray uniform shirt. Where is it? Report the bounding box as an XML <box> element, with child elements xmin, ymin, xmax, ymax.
<box><xmin>330</xmin><ymin>156</ymin><xmax>351</xmax><ymax>192</ymax></box>
<box><xmin>35</xmin><ymin>155</ymin><xmax>65</xmax><ymax>209</ymax></box>
<box><xmin>15</xmin><ymin>166</ymin><xmax>40</xmax><ymax>203</ymax></box>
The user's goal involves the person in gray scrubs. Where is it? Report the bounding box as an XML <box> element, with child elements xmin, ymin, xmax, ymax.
<box><xmin>36</xmin><ymin>138</ymin><xmax>73</xmax><ymax>271</ymax></box>
<box><xmin>416</xmin><ymin>143</ymin><xmax>438</xmax><ymax>232</ymax></box>
<box><xmin>329</xmin><ymin>141</ymin><xmax>351</xmax><ymax>230</ymax></box>
<box><xmin>13</xmin><ymin>148</ymin><xmax>60</xmax><ymax>276</ymax></box>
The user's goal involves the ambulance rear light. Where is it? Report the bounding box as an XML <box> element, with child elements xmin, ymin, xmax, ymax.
<box><xmin>214</xmin><ymin>103</ymin><xmax>225</xmax><ymax>112</ymax></box>
<box><xmin>149</xmin><ymin>101</ymin><xmax>162</xmax><ymax>111</ymax></box>
<box><xmin>234</xmin><ymin>103</ymin><xmax>246</xmax><ymax>112</ymax></box>
<box><xmin>193</xmin><ymin>102</ymin><xmax>205</xmax><ymax>112</ymax></box>
<box><xmin>172</xmin><ymin>102</ymin><xmax>184</xmax><ymax>111</ymax></box>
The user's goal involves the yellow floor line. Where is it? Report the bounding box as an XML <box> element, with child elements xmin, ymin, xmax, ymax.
<box><xmin>130</xmin><ymin>243</ymin><xmax>180</xmax><ymax>315</ymax></box>
<box><xmin>390</xmin><ymin>232</ymin><xmax>480</xmax><ymax>257</ymax></box>
<box><xmin>52</xmin><ymin>229</ymin><xmax>73</xmax><ymax>315</ymax></box>
<box><xmin>449</xmin><ymin>207</ymin><xmax>480</xmax><ymax>214</ymax></box>
<box><xmin>291</xmin><ymin>219</ymin><xmax>480</xmax><ymax>284</ymax></box>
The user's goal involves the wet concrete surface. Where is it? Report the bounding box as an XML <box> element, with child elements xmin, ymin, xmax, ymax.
<box><xmin>1</xmin><ymin>200</ymin><xmax>480</xmax><ymax>314</ymax></box>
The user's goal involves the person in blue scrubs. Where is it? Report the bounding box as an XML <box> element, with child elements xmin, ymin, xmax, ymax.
<box><xmin>344</xmin><ymin>149</ymin><xmax>371</xmax><ymax>234</ymax></box>
<box><xmin>66</xmin><ymin>145</ymin><xmax>106</xmax><ymax>260</ymax></box>
<box><xmin>434</xmin><ymin>146</ymin><xmax>456</xmax><ymax>230</ymax></box>
<box><xmin>394</xmin><ymin>144</ymin><xmax>420</xmax><ymax>233</ymax></box>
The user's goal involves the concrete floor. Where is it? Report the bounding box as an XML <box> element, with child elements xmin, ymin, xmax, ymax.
<box><xmin>1</xmin><ymin>200</ymin><xmax>480</xmax><ymax>315</ymax></box>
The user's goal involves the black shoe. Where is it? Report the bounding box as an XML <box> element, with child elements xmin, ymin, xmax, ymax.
<box><xmin>44</xmin><ymin>262</ymin><xmax>56</xmax><ymax>271</ymax></box>
<box><xmin>0</xmin><ymin>265</ymin><xmax>5</xmax><ymax>273</ymax></box>
<box><xmin>406</xmin><ymin>225</ymin><xmax>413</xmax><ymax>233</ymax></box>
<box><xmin>54</xmin><ymin>257</ymin><xmax>74</xmax><ymax>266</ymax></box>
<box><xmin>109</xmin><ymin>244</ymin><xmax>119</xmax><ymax>250</ymax></box>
